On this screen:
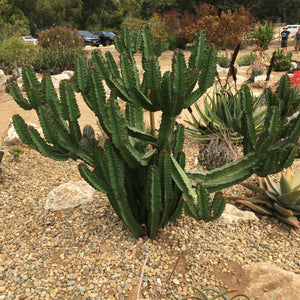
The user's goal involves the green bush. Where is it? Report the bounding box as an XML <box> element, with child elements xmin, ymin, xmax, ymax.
<box><xmin>0</xmin><ymin>36</ymin><xmax>39</xmax><ymax>76</ymax></box>
<box><xmin>32</xmin><ymin>47</ymin><xmax>87</xmax><ymax>74</ymax></box>
<box><xmin>167</xmin><ymin>34</ymin><xmax>178</xmax><ymax>50</ymax></box>
<box><xmin>147</xmin><ymin>13</ymin><xmax>169</xmax><ymax>49</ymax></box>
<box><xmin>0</xmin><ymin>59</ymin><xmax>14</xmax><ymax>75</ymax></box>
<box><xmin>122</xmin><ymin>17</ymin><xmax>144</xmax><ymax>31</ymax></box>
<box><xmin>38</xmin><ymin>26</ymin><xmax>85</xmax><ymax>50</ymax></box>
<box><xmin>250</xmin><ymin>60</ymin><xmax>264</xmax><ymax>81</ymax></box>
<box><xmin>273</xmin><ymin>48</ymin><xmax>292</xmax><ymax>71</ymax></box>
<box><xmin>217</xmin><ymin>55</ymin><xmax>230</xmax><ymax>68</ymax></box>
<box><xmin>237</xmin><ymin>53</ymin><xmax>257</xmax><ymax>66</ymax></box>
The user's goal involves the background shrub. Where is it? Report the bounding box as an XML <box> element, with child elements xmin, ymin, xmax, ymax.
<box><xmin>250</xmin><ymin>60</ymin><xmax>264</xmax><ymax>80</ymax></box>
<box><xmin>32</xmin><ymin>47</ymin><xmax>87</xmax><ymax>74</ymax></box>
<box><xmin>0</xmin><ymin>36</ymin><xmax>39</xmax><ymax>76</ymax></box>
<box><xmin>0</xmin><ymin>59</ymin><xmax>14</xmax><ymax>75</ymax></box>
<box><xmin>122</xmin><ymin>17</ymin><xmax>144</xmax><ymax>31</ymax></box>
<box><xmin>237</xmin><ymin>53</ymin><xmax>257</xmax><ymax>66</ymax></box>
<box><xmin>147</xmin><ymin>13</ymin><xmax>169</xmax><ymax>49</ymax></box>
<box><xmin>38</xmin><ymin>26</ymin><xmax>85</xmax><ymax>50</ymax></box>
<box><xmin>273</xmin><ymin>48</ymin><xmax>292</xmax><ymax>71</ymax></box>
<box><xmin>167</xmin><ymin>34</ymin><xmax>178</xmax><ymax>50</ymax></box>
<box><xmin>217</xmin><ymin>55</ymin><xmax>230</xmax><ymax>67</ymax></box>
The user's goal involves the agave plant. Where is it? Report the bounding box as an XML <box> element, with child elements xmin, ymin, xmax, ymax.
<box><xmin>182</xmin><ymin>287</ymin><xmax>251</xmax><ymax>300</ymax></box>
<box><xmin>182</xmin><ymin>287</ymin><xmax>276</xmax><ymax>300</ymax></box>
<box><xmin>185</xmin><ymin>86</ymin><xmax>266</xmax><ymax>142</ymax></box>
<box><xmin>232</xmin><ymin>167</ymin><xmax>300</xmax><ymax>227</ymax></box>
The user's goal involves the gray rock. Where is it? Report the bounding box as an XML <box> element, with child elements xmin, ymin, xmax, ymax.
<box><xmin>45</xmin><ymin>181</ymin><xmax>95</xmax><ymax>210</ymax></box>
<box><xmin>219</xmin><ymin>204</ymin><xmax>259</xmax><ymax>224</ymax></box>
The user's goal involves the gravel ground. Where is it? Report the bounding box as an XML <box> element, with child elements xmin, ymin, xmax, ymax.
<box><xmin>0</xmin><ymin>137</ymin><xmax>300</xmax><ymax>300</ymax></box>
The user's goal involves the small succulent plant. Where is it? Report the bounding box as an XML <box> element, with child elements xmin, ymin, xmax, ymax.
<box><xmin>181</xmin><ymin>287</ymin><xmax>276</xmax><ymax>300</ymax></box>
<box><xmin>233</xmin><ymin>167</ymin><xmax>300</xmax><ymax>227</ymax></box>
<box><xmin>250</xmin><ymin>60</ymin><xmax>264</xmax><ymax>80</ymax></box>
<box><xmin>9</xmin><ymin>146</ymin><xmax>24</xmax><ymax>161</ymax></box>
<box><xmin>182</xmin><ymin>287</ymin><xmax>251</xmax><ymax>300</ymax></box>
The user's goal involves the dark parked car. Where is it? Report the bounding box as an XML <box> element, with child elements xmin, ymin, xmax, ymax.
<box><xmin>77</xmin><ymin>30</ymin><xmax>100</xmax><ymax>47</ymax></box>
<box><xmin>93</xmin><ymin>31</ymin><xmax>117</xmax><ymax>46</ymax></box>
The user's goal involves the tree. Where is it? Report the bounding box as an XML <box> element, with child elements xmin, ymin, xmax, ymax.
<box><xmin>249</xmin><ymin>21</ymin><xmax>276</xmax><ymax>51</ymax></box>
<box><xmin>182</xmin><ymin>5</ymin><xmax>255</xmax><ymax>50</ymax></box>
<box><xmin>140</xmin><ymin>0</ymin><xmax>175</xmax><ymax>19</ymax></box>
<box><xmin>247</xmin><ymin>0</ymin><xmax>300</xmax><ymax>23</ymax></box>
<box><xmin>77</xmin><ymin>0</ymin><xmax>123</xmax><ymax>31</ymax></box>
<box><xmin>0</xmin><ymin>0</ymin><xmax>30</xmax><ymax>39</ymax></box>
<box><xmin>33</xmin><ymin>0</ymin><xmax>68</xmax><ymax>29</ymax></box>
<box><xmin>0</xmin><ymin>36</ymin><xmax>39</xmax><ymax>76</ymax></box>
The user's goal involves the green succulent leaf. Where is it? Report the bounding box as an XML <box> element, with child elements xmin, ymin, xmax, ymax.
<box><xmin>237</xmin><ymin>200</ymin><xmax>273</xmax><ymax>215</ymax></box>
<box><xmin>274</xmin><ymin>213</ymin><xmax>300</xmax><ymax>227</ymax></box>
<box><xmin>273</xmin><ymin>202</ymin><xmax>294</xmax><ymax>217</ymax></box>
<box><xmin>278</xmin><ymin>190</ymin><xmax>300</xmax><ymax>207</ymax></box>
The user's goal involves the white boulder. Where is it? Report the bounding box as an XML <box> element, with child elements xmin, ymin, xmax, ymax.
<box><xmin>45</xmin><ymin>181</ymin><xmax>95</xmax><ymax>210</ymax></box>
<box><xmin>253</xmin><ymin>74</ymin><xmax>274</xmax><ymax>88</ymax></box>
<box><xmin>0</xmin><ymin>69</ymin><xmax>6</xmax><ymax>85</ymax></box>
<box><xmin>290</xmin><ymin>61</ymin><xmax>298</xmax><ymax>70</ymax></box>
<box><xmin>1</xmin><ymin>120</ymin><xmax>42</xmax><ymax>146</ymax></box>
<box><xmin>219</xmin><ymin>204</ymin><xmax>259</xmax><ymax>224</ymax></box>
<box><xmin>50</xmin><ymin>70</ymin><xmax>74</xmax><ymax>88</ymax></box>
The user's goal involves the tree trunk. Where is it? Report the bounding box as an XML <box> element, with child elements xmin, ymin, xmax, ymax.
<box><xmin>12</xmin><ymin>62</ymin><xmax>21</xmax><ymax>78</ymax></box>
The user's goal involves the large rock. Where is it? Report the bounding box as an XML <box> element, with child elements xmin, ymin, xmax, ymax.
<box><xmin>0</xmin><ymin>69</ymin><xmax>6</xmax><ymax>85</ymax></box>
<box><xmin>45</xmin><ymin>181</ymin><xmax>95</xmax><ymax>210</ymax></box>
<box><xmin>235</xmin><ymin>75</ymin><xmax>248</xmax><ymax>85</ymax></box>
<box><xmin>241</xmin><ymin>263</ymin><xmax>300</xmax><ymax>300</ymax></box>
<box><xmin>290</xmin><ymin>61</ymin><xmax>298</xmax><ymax>70</ymax></box>
<box><xmin>50</xmin><ymin>70</ymin><xmax>74</xmax><ymax>88</ymax></box>
<box><xmin>219</xmin><ymin>204</ymin><xmax>259</xmax><ymax>224</ymax></box>
<box><xmin>216</xmin><ymin>64</ymin><xmax>228</xmax><ymax>77</ymax></box>
<box><xmin>253</xmin><ymin>74</ymin><xmax>274</xmax><ymax>88</ymax></box>
<box><xmin>1</xmin><ymin>119</ymin><xmax>42</xmax><ymax>146</ymax></box>
<box><xmin>213</xmin><ymin>262</ymin><xmax>300</xmax><ymax>300</ymax></box>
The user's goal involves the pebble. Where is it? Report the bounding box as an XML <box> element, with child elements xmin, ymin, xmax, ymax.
<box><xmin>0</xmin><ymin>142</ymin><xmax>299</xmax><ymax>299</ymax></box>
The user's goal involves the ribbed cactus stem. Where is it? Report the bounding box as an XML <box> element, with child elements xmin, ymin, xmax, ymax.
<box><xmin>147</xmin><ymin>89</ymin><xmax>156</xmax><ymax>137</ymax></box>
<box><xmin>157</xmin><ymin>114</ymin><xmax>176</xmax><ymax>148</ymax></box>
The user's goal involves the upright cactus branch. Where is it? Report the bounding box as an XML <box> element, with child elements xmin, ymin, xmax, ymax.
<box><xmin>10</xmin><ymin>25</ymin><xmax>300</xmax><ymax>238</ymax></box>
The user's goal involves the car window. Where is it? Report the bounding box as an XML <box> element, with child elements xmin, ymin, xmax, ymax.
<box><xmin>101</xmin><ymin>32</ymin><xmax>115</xmax><ymax>38</ymax></box>
<box><xmin>78</xmin><ymin>31</ymin><xmax>93</xmax><ymax>37</ymax></box>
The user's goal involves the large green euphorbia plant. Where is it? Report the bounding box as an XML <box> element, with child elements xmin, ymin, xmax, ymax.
<box><xmin>10</xmin><ymin>25</ymin><xmax>300</xmax><ymax>238</ymax></box>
